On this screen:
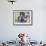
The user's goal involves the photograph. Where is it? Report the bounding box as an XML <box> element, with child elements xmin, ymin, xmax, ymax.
<box><xmin>13</xmin><ymin>10</ymin><xmax>32</xmax><ymax>25</ymax></box>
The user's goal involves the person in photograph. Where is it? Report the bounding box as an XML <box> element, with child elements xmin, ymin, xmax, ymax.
<box><xmin>25</xmin><ymin>12</ymin><xmax>30</xmax><ymax>23</ymax></box>
<box><xmin>18</xmin><ymin>12</ymin><xmax>27</xmax><ymax>22</ymax></box>
<box><xmin>26</xmin><ymin>15</ymin><xmax>30</xmax><ymax>23</ymax></box>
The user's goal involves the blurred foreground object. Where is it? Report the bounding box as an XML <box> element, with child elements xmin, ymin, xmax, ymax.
<box><xmin>18</xmin><ymin>33</ymin><xmax>25</xmax><ymax>46</ymax></box>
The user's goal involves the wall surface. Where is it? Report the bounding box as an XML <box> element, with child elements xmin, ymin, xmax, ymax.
<box><xmin>0</xmin><ymin>0</ymin><xmax>46</xmax><ymax>42</ymax></box>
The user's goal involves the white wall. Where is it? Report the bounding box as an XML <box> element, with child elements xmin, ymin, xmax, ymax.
<box><xmin>0</xmin><ymin>0</ymin><xmax>46</xmax><ymax>42</ymax></box>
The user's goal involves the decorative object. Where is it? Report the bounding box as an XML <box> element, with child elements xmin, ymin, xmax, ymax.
<box><xmin>18</xmin><ymin>33</ymin><xmax>25</xmax><ymax>46</ymax></box>
<box><xmin>13</xmin><ymin>10</ymin><xmax>33</xmax><ymax>25</ymax></box>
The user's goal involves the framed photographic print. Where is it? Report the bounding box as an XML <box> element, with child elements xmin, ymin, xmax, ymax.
<box><xmin>13</xmin><ymin>10</ymin><xmax>33</xmax><ymax>25</ymax></box>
